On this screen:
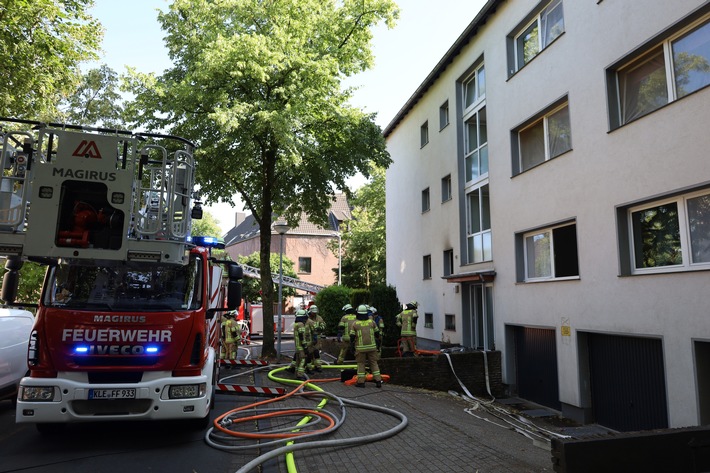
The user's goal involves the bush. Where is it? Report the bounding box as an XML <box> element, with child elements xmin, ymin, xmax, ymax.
<box><xmin>314</xmin><ymin>285</ymin><xmax>352</xmax><ymax>336</ymax></box>
<box><xmin>369</xmin><ymin>284</ymin><xmax>401</xmax><ymax>347</ymax></box>
<box><xmin>350</xmin><ymin>288</ymin><xmax>369</xmax><ymax>309</ymax></box>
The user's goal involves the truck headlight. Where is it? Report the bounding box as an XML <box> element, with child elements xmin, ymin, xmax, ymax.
<box><xmin>168</xmin><ymin>383</ymin><xmax>205</xmax><ymax>399</ymax></box>
<box><xmin>20</xmin><ymin>386</ymin><xmax>57</xmax><ymax>402</ymax></box>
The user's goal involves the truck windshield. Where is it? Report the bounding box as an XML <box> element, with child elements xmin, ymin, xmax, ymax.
<box><xmin>44</xmin><ymin>257</ymin><xmax>202</xmax><ymax>312</ymax></box>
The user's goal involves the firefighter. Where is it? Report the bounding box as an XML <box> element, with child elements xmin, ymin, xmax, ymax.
<box><xmin>287</xmin><ymin>309</ymin><xmax>310</xmax><ymax>380</ymax></box>
<box><xmin>306</xmin><ymin>305</ymin><xmax>326</xmax><ymax>372</ymax></box>
<box><xmin>349</xmin><ymin>304</ymin><xmax>382</xmax><ymax>388</ymax></box>
<box><xmin>221</xmin><ymin>312</ymin><xmax>239</xmax><ymax>360</ymax></box>
<box><xmin>370</xmin><ymin>306</ymin><xmax>384</xmax><ymax>357</ymax></box>
<box><xmin>396</xmin><ymin>301</ymin><xmax>419</xmax><ymax>357</ymax></box>
<box><xmin>336</xmin><ymin>304</ymin><xmax>358</xmax><ymax>364</ymax></box>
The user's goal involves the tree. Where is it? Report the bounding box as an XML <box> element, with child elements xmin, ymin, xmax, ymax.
<box><xmin>237</xmin><ymin>252</ymin><xmax>296</xmax><ymax>304</ymax></box>
<box><xmin>0</xmin><ymin>0</ymin><xmax>102</xmax><ymax>119</ymax></box>
<box><xmin>190</xmin><ymin>211</ymin><xmax>222</xmax><ymax>238</ymax></box>
<box><xmin>335</xmin><ymin>165</ymin><xmax>386</xmax><ymax>288</ymax></box>
<box><xmin>124</xmin><ymin>0</ymin><xmax>397</xmax><ymax>358</ymax></box>
<box><xmin>58</xmin><ymin>65</ymin><xmax>125</xmax><ymax>128</ymax></box>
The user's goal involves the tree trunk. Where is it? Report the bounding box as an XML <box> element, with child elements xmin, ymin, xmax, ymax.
<box><xmin>259</xmin><ymin>219</ymin><xmax>276</xmax><ymax>359</ymax></box>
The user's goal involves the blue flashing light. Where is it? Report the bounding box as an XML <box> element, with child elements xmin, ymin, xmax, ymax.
<box><xmin>74</xmin><ymin>346</ymin><xmax>89</xmax><ymax>354</ymax></box>
<box><xmin>190</xmin><ymin>235</ymin><xmax>225</xmax><ymax>249</ymax></box>
<box><xmin>146</xmin><ymin>346</ymin><xmax>159</xmax><ymax>354</ymax></box>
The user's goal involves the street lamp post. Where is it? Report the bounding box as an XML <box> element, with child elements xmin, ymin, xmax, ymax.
<box><xmin>273</xmin><ymin>221</ymin><xmax>290</xmax><ymax>360</ymax></box>
<box><xmin>335</xmin><ymin>232</ymin><xmax>342</xmax><ymax>286</ymax></box>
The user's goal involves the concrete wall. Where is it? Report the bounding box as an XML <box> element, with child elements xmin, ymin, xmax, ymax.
<box><xmin>321</xmin><ymin>339</ymin><xmax>503</xmax><ymax>397</ymax></box>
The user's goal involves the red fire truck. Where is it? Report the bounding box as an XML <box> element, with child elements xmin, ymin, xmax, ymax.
<box><xmin>0</xmin><ymin>118</ymin><xmax>241</xmax><ymax>432</ymax></box>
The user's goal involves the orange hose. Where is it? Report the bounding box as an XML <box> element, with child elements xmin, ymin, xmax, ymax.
<box><xmin>213</xmin><ymin>376</ymin><xmax>341</xmax><ymax>439</ymax></box>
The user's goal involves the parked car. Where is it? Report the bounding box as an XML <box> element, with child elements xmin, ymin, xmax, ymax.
<box><xmin>0</xmin><ymin>308</ymin><xmax>34</xmax><ymax>404</ymax></box>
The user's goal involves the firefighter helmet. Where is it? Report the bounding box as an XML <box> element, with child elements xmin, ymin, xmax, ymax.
<box><xmin>295</xmin><ymin>309</ymin><xmax>308</xmax><ymax>323</ymax></box>
<box><xmin>342</xmin><ymin>304</ymin><xmax>352</xmax><ymax>312</ymax></box>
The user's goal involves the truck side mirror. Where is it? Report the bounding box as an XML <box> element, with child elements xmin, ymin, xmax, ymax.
<box><xmin>228</xmin><ymin>263</ymin><xmax>243</xmax><ymax>280</ymax></box>
<box><xmin>227</xmin><ymin>280</ymin><xmax>242</xmax><ymax>311</ymax></box>
<box><xmin>1</xmin><ymin>270</ymin><xmax>20</xmax><ymax>304</ymax></box>
<box><xmin>1</xmin><ymin>256</ymin><xmax>23</xmax><ymax>304</ymax></box>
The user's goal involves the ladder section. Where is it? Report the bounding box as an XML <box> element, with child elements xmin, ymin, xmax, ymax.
<box><xmin>240</xmin><ymin>264</ymin><xmax>325</xmax><ymax>293</ymax></box>
<box><xmin>0</xmin><ymin>119</ymin><xmax>197</xmax><ymax>265</ymax></box>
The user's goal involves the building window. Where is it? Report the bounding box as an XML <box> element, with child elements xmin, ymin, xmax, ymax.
<box><xmin>298</xmin><ymin>257</ymin><xmax>312</xmax><ymax>274</ymax></box>
<box><xmin>445</xmin><ymin>314</ymin><xmax>456</xmax><ymax>331</ymax></box>
<box><xmin>424</xmin><ymin>312</ymin><xmax>433</xmax><ymax>329</ymax></box>
<box><xmin>421</xmin><ymin>121</ymin><xmax>429</xmax><ymax>147</ymax></box>
<box><xmin>522</xmin><ymin>222</ymin><xmax>578</xmax><ymax>281</ymax></box>
<box><xmin>514</xmin><ymin>100</ymin><xmax>571</xmax><ymax>174</ymax></box>
<box><xmin>441</xmin><ymin>174</ymin><xmax>452</xmax><ymax>202</ymax></box>
<box><xmin>625</xmin><ymin>189</ymin><xmax>710</xmax><ymax>274</ymax></box>
<box><xmin>443</xmin><ymin>249</ymin><xmax>454</xmax><ymax>276</ymax></box>
<box><xmin>609</xmin><ymin>15</ymin><xmax>710</xmax><ymax>128</ymax></box>
<box><xmin>423</xmin><ymin>255</ymin><xmax>432</xmax><ymax>280</ymax></box>
<box><xmin>464</xmin><ymin>107</ymin><xmax>488</xmax><ymax>183</ymax></box>
<box><xmin>439</xmin><ymin>101</ymin><xmax>449</xmax><ymax>130</ymax></box>
<box><xmin>422</xmin><ymin>187</ymin><xmax>430</xmax><ymax>212</ymax></box>
<box><xmin>511</xmin><ymin>0</ymin><xmax>565</xmax><ymax>73</ymax></box>
<box><xmin>463</xmin><ymin>63</ymin><xmax>485</xmax><ymax>111</ymax></box>
<box><xmin>467</xmin><ymin>184</ymin><xmax>492</xmax><ymax>264</ymax></box>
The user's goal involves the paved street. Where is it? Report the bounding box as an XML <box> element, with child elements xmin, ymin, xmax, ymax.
<box><xmin>216</xmin><ymin>341</ymin><xmax>556</xmax><ymax>473</ymax></box>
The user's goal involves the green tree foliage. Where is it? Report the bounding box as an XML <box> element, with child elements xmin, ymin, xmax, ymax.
<box><xmin>124</xmin><ymin>0</ymin><xmax>397</xmax><ymax>357</ymax></box>
<box><xmin>58</xmin><ymin>65</ymin><xmax>125</xmax><ymax>128</ymax></box>
<box><xmin>190</xmin><ymin>211</ymin><xmax>222</xmax><ymax>237</ymax></box>
<box><xmin>633</xmin><ymin>204</ymin><xmax>682</xmax><ymax>268</ymax></box>
<box><xmin>237</xmin><ymin>252</ymin><xmax>296</xmax><ymax>304</ymax></box>
<box><xmin>0</xmin><ymin>0</ymin><xmax>102</xmax><ymax>119</ymax></box>
<box><xmin>0</xmin><ymin>259</ymin><xmax>45</xmax><ymax>308</ymax></box>
<box><xmin>314</xmin><ymin>284</ymin><xmax>352</xmax><ymax>336</ymax></box>
<box><xmin>335</xmin><ymin>166</ymin><xmax>386</xmax><ymax>287</ymax></box>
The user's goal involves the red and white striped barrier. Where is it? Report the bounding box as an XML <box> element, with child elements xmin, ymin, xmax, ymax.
<box><xmin>216</xmin><ymin>384</ymin><xmax>286</xmax><ymax>396</ymax></box>
<box><xmin>219</xmin><ymin>359</ymin><xmax>270</xmax><ymax>366</ymax></box>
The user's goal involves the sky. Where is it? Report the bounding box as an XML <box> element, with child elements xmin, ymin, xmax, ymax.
<box><xmin>88</xmin><ymin>0</ymin><xmax>486</xmax><ymax>234</ymax></box>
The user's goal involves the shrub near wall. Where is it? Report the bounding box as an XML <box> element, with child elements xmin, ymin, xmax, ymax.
<box><xmin>368</xmin><ymin>284</ymin><xmax>401</xmax><ymax>348</ymax></box>
<box><xmin>314</xmin><ymin>285</ymin><xmax>352</xmax><ymax>336</ymax></box>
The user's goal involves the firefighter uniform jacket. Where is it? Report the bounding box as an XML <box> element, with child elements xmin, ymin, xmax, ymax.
<box><xmin>350</xmin><ymin>319</ymin><xmax>380</xmax><ymax>352</ymax></box>
<box><xmin>396</xmin><ymin>309</ymin><xmax>418</xmax><ymax>336</ymax></box>
<box><xmin>337</xmin><ymin>314</ymin><xmax>358</xmax><ymax>342</ymax></box>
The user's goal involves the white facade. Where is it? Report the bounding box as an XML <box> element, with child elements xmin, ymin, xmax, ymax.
<box><xmin>385</xmin><ymin>0</ymin><xmax>710</xmax><ymax>430</ymax></box>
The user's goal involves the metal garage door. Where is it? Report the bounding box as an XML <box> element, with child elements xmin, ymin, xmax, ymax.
<box><xmin>588</xmin><ymin>333</ymin><xmax>668</xmax><ymax>432</ymax></box>
<box><xmin>514</xmin><ymin>326</ymin><xmax>560</xmax><ymax>410</ymax></box>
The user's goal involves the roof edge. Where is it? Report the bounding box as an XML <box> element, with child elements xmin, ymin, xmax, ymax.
<box><xmin>383</xmin><ymin>0</ymin><xmax>503</xmax><ymax>138</ymax></box>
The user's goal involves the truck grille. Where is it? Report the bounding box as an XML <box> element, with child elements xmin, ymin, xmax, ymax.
<box><xmin>87</xmin><ymin>372</ymin><xmax>143</xmax><ymax>384</ymax></box>
<box><xmin>73</xmin><ymin>356</ymin><xmax>158</xmax><ymax>367</ymax></box>
<box><xmin>72</xmin><ymin>399</ymin><xmax>152</xmax><ymax>416</ymax></box>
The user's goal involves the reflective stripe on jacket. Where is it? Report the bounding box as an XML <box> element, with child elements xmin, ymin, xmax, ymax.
<box><xmin>338</xmin><ymin>314</ymin><xmax>358</xmax><ymax>341</ymax></box>
<box><xmin>350</xmin><ymin>319</ymin><xmax>379</xmax><ymax>352</ymax></box>
<box><xmin>396</xmin><ymin>309</ymin><xmax>418</xmax><ymax>336</ymax></box>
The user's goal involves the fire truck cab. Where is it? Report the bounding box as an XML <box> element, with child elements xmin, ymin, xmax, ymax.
<box><xmin>0</xmin><ymin>118</ymin><xmax>241</xmax><ymax>432</ymax></box>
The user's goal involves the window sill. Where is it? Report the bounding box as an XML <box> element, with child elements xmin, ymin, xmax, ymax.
<box><xmin>521</xmin><ymin>275</ymin><xmax>580</xmax><ymax>284</ymax></box>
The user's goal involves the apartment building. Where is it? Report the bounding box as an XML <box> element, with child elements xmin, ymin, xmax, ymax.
<box><xmin>384</xmin><ymin>0</ymin><xmax>710</xmax><ymax>431</ymax></box>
